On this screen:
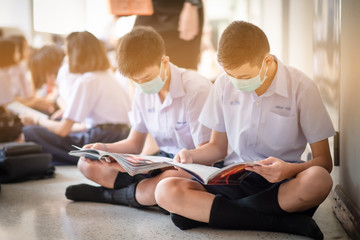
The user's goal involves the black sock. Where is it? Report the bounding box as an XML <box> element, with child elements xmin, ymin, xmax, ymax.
<box><xmin>65</xmin><ymin>184</ymin><xmax>113</xmax><ymax>203</ymax></box>
<box><xmin>235</xmin><ymin>182</ymin><xmax>287</xmax><ymax>215</ymax></box>
<box><xmin>66</xmin><ymin>182</ymin><xmax>153</xmax><ymax>208</ymax></box>
<box><xmin>65</xmin><ymin>182</ymin><xmax>140</xmax><ymax>206</ymax></box>
<box><xmin>209</xmin><ymin>195</ymin><xmax>323</xmax><ymax>240</ymax></box>
<box><xmin>110</xmin><ymin>182</ymin><xmax>143</xmax><ymax>207</ymax></box>
<box><xmin>170</xmin><ymin>213</ymin><xmax>207</xmax><ymax>230</ymax></box>
<box><xmin>113</xmin><ymin>172</ymin><xmax>135</xmax><ymax>189</ymax></box>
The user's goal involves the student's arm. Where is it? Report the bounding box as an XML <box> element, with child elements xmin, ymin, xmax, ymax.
<box><xmin>37</xmin><ymin>118</ymin><xmax>74</xmax><ymax>137</ymax></box>
<box><xmin>174</xmin><ymin>130</ymin><xmax>228</xmax><ymax>166</ymax></box>
<box><xmin>178</xmin><ymin>1</ymin><xmax>200</xmax><ymax>41</ymax></box>
<box><xmin>246</xmin><ymin>138</ymin><xmax>333</xmax><ymax>183</ymax></box>
<box><xmin>21</xmin><ymin>113</ymin><xmax>73</xmax><ymax>137</ymax></box>
<box><xmin>88</xmin><ymin>128</ymin><xmax>148</xmax><ymax>155</ymax></box>
<box><xmin>71</xmin><ymin>122</ymin><xmax>87</xmax><ymax>132</ymax></box>
<box><xmin>86</xmin><ymin>128</ymin><xmax>148</xmax><ymax>172</ymax></box>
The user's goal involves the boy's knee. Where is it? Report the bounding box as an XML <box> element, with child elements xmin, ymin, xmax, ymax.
<box><xmin>299</xmin><ymin>166</ymin><xmax>333</xmax><ymax>201</ymax></box>
<box><xmin>155</xmin><ymin>178</ymin><xmax>184</xmax><ymax>209</ymax></box>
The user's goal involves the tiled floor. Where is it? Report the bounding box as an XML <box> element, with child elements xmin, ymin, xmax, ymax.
<box><xmin>0</xmin><ymin>166</ymin><xmax>350</xmax><ymax>240</ymax></box>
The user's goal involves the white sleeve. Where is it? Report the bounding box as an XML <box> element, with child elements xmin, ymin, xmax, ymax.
<box><xmin>298</xmin><ymin>81</ymin><xmax>335</xmax><ymax>143</ymax></box>
<box><xmin>128</xmin><ymin>92</ymin><xmax>148</xmax><ymax>134</ymax></box>
<box><xmin>199</xmin><ymin>76</ymin><xmax>226</xmax><ymax>132</ymax></box>
<box><xmin>187</xmin><ymin>81</ymin><xmax>212</xmax><ymax>146</ymax></box>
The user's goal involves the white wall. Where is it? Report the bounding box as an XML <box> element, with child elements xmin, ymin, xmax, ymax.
<box><xmin>339</xmin><ymin>0</ymin><xmax>360</xmax><ymax>211</ymax></box>
<box><xmin>287</xmin><ymin>0</ymin><xmax>314</xmax><ymax>78</ymax></box>
<box><xmin>0</xmin><ymin>0</ymin><xmax>32</xmax><ymax>41</ymax></box>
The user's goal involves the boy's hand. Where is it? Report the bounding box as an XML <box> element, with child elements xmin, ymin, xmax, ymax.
<box><xmin>174</xmin><ymin>148</ymin><xmax>193</xmax><ymax>164</ymax></box>
<box><xmin>178</xmin><ymin>2</ymin><xmax>199</xmax><ymax>41</ymax></box>
<box><xmin>245</xmin><ymin>157</ymin><xmax>293</xmax><ymax>183</ymax></box>
<box><xmin>81</xmin><ymin>142</ymin><xmax>106</xmax><ymax>162</ymax></box>
<box><xmin>83</xmin><ymin>142</ymin><xmax>106</xmax><ymax>151</ymax></box>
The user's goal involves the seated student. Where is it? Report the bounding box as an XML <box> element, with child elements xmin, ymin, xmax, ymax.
<box><xmin>0</xmin><ymin>39</ymin><xmax>24</xmax><ymax>142</ymax></box>
<box><xmin>0</xmin><ymin>38</ymin><xmax>31</xmax><ymax>101</ymax></box>
<box><xmin>154</xmin><ymin>21</ymin><xmax>334</xmax><ymax>239</ymax></box>
<box><xmin>26</xmin><ymin>45</ymin><xmax>65</xmax><ymax>115</ymax></box>
<box><xmin>21</xmin><ymin>31</ymin><xmax>131</xmax><ymax>165</ymax></box>
<box><xmin>65</xmin><ymin>26</ymin><xmax>212</xmax><ymax>210</ymax></box>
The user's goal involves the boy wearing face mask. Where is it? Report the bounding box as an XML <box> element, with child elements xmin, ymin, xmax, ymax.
<box><xmin>65</xmin><ymin>26</ymin><xmax>212</xmax><ymax>210</ymax></box>
<box><xmin>154</xmin><ymin>21</ymin><xmax>334</xmax><ymax>239</ymax></box>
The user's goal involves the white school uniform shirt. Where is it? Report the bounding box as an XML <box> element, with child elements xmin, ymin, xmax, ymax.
<box><xmin>0</xmin><ymin>67</ymin><xmax>15</xmax><ymax>105</ymax></box>
<box><xmin>56</xmin><ymin>63</ymin><xmax>81</xmax><ymax>104</ymax></box>
<box><xmin>0</xmin><ymin>65</ymin><xmax>31</xmax><ymax>105</ymax></box>
<box><xmin>10</xmin><ymin>64</ymin><xmax>32</xmax><ymax>99</ymax></box>
<box><xmin>199</xmin><ymin>56</ymin><xmax>335</xmax><ymax>165</ymax></box>
<box><xmin>129</xmin><ymin>63</ymin><xmax>212</xmax><ymax>155</ymax></box>
<box><xmin>63</xmin><ymin>70</ymin><xmax>131</xmax><ymax>129</ymax></box>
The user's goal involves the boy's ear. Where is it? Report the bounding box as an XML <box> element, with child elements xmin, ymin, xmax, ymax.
<box><xmin>264</xmin><ymin>55</ymin><xmax>274</xmax><ymax>65</ymax></box>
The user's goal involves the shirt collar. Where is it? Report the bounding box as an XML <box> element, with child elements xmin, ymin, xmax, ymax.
<box><xmin>265</xmin><ymin>55</ymin><xmax>288</xmax><ymax>98</ymax></box>
<box><xmin>168</xmin><ymin>63</ymin><xmax>186</xmax><ymax>99</ymax></box>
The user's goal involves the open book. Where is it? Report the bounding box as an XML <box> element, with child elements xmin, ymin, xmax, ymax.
<box><xmin>69</xmin><ymin>147</ymin><xmax>261</xmax><ymax>185</ymax></box>
<box><xmin>6</xmin><ymin>101</ymin><xmax>48</xmax><ymax>119</ymax></box>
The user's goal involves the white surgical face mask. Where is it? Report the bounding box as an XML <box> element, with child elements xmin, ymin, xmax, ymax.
<box><xmin>227</xmin><ymin>57</ymin><xmax>269</xmax><ymax>92</ymax></box>
<box><xmin>134</xmin><ymin>63</ymin><xmax>167</xmax><ymax>94</ymax></box>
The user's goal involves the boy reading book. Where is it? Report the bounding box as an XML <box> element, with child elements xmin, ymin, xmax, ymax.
<box><xmin>154</xmin><ymin>21</ymin><xmax>335</xmax><ymax>239</ymax></box>
<box><xmin>65</xmin><ymin>26</ymin><xmax>212</xmax><ymax>210</ymax></box>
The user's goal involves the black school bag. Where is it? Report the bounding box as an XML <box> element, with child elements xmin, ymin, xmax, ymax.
<box><xmin>0</xmin><ymin>142</ymin><xmax>55</xmax><ymax>183</ymax></box>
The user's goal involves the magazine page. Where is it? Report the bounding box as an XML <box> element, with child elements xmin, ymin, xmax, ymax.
<box><xmin>169</xmin><ymin>162</ymin><xmax>222</xmax><ymax>184</ymax></box>
<box><xmin>206</xmin><ymin>161</ymin><xmax>259</xmax><ymax>185</ymax></box>
<box><xmin>106</xmin><ymin>153</ymin><xmax>173</xmax><ymax>175</ymax></box>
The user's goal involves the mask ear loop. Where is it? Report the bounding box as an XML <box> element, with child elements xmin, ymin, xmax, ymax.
<box><xmin>160</xmin><ymin>61</ymin><xmax>168</xmax><ymax>83</ymax></box>
<box><xmin>260</xmin><ymin>55</ymin><xmax>270</xmax><ymax>83</ymax></box>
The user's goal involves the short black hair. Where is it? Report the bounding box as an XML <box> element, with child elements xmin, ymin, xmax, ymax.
<box><xmin>218</xmin><ymin>21</ymin><xmax>270</xmax><ymax>70</ymax></box>
<box><xmin>117</xmin><ymin>26</ymin><xmax>165</xmax><ymax>77</ymax></box>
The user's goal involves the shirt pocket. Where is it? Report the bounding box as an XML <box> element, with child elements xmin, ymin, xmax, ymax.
<box><xmin>260</xmin><ymin>112</ymin><xmax>299</xmax><ymax>151</ymax></box>
<box><xmin>174</xmin><ymin>121</ymin><xmax>193</xmax><ymax>149</ymax></box>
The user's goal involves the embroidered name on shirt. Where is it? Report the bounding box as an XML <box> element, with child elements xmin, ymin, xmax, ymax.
<box><xmin>230</xmin><ymin>100</ymin><xmax>241</xmax><ymax>105</ymax></box>
<box><xmin>175</xmin><ymin>121</ymin><xmax>187</xmax><ymax>130</ymax></box>
<box><xmin>275</xmin><ymin>105</ymin><xmax>291</xmax><ymax>111</ymax></box>
<box><xmin>148</xmin><ymin>108</ymin><xmax>155</xmax><ymax>113</ymax></box>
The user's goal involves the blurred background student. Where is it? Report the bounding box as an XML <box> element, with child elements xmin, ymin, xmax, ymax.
<box><xmin>21</xmin><ymin>31</ymin><xmax>131</xmax><ymax>165</ymax></box>
<box><xmin>27</xmin><ymin>44</ymin><xmax>65</xmax><ymax>115</ymax></box>
<box><xmin>0</xmin><ymin>39</ymin><xmax>24</xmax><ymax>142</ymax></box>
<box><xmin>132</xmin><ymin>0</ymin><xmax>204</xmax><ymax>70</ymax></box>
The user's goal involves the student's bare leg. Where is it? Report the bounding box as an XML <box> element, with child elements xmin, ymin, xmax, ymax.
<box><xmin>77</xmin><ymin>158</ymin><xmax>119</xmax><ymax>188</ymax></box>
<box><xmin>136</xmin><ymin>170</ymin><xmax>193</xmax><ymax>206</ymax></box>
<box><xmin>155</xmin><ymin>177</ymin><xmax>214</xmax><ymax>222</ymax></box>
<box><xmin>278</xmin><ymin>166</ymin><xmax>332</xmax><ymax>212</ymax></box>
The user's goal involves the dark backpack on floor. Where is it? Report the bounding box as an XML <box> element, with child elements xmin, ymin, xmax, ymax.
<box><xmin>0</xmin><ymin>142</ymin><xmax>55</xmax><ymax>183</ymax></box>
